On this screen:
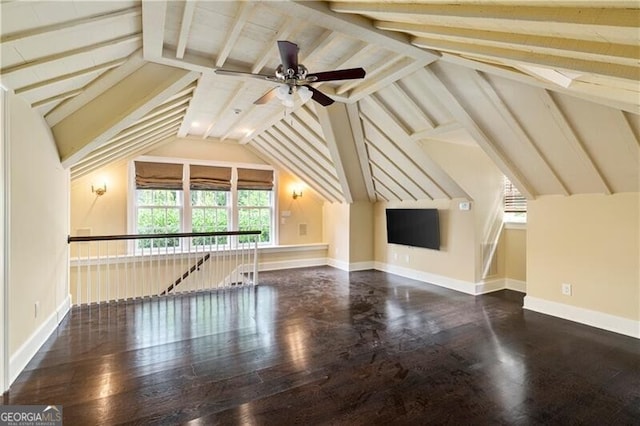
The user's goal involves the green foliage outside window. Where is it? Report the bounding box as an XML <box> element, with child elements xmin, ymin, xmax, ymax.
<box><xmin>238</xmin><ymin>190</ymin><xmax>271</xmax><ymax>243</ymax></box>
<box><xmin>137</xmin><ymin>189</ymin><xmax>180</xmax><ymax>249</ymax></box>
<box><xmin>191</xmin><ymin>190</ymin><xmax>229</xmax><ymax>245</ymax></box>
<box><xmin>136</xmin><ymin>188</ymin><xmax>272</xmax><ymax>248</ymax></box>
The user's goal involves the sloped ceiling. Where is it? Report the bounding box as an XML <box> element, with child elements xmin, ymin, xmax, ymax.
<box><xmin>1</xmin><ymin>1</ymin><xmax>638</xmax><ymax>203</ymax></box>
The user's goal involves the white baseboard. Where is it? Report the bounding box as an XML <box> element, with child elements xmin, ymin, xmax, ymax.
<box><xmin>326</xmin><ymin>259</ymin><xmax>375</xmax><ymax>272</ymax></box>
<box><xmin>258</xmin><ymin>257</ymin><xmax>327</xmax><ymax>272</ymax></box>
<box><xmin>474</xmin><ymin>278</ymin><xmax>506</xmax><ymax>294</ymax></box>
<box><xmin>9</xmin><ymin>294</ymin><xmax>71</xmax><ymax>385</ymax></box>
<box><xmin>374</xmin><ymin>261</ymin><xmax>478</xmax><ymax>295</ymax></box>
<box><xmin>524</xmin><ymin>295</ymin><xmax>639</xmax><ymax>339</ymax></box>
<box><xmin>505</xmin><ymin>278</ymin><xmax>527</xmax><ymax>293</ymax></box>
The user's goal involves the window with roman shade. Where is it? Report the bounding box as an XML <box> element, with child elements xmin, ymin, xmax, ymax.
<box><xmin>190</xmin><ymin>165</ymin><xmax>231</xmax><ymax>191</ymax></box>
<box><xmin>237</xmin><ymin>168</ymin><xmax>274</xmax><ymax>190</ymax></box>
<box><xmin>131</xmin><ymin>159</ymin><xmax>275</xmax><ymax>246</ymax></box>
<box><xmin>135</xmin><ymin>161</ymin><xmax>183</xmax><ymax>190</ymax></box>
<box><xmin>190</xmin><ymin>165</ymin><xmax>232</xmax><ymax>244</ymax></box>
<box><xmin>134</xmin><ymin>161</ymin><xmax>183</xmax><ymax>247</ymax></box>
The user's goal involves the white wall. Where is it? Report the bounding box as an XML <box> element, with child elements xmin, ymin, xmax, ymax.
<box><xmin>7</xmin><ymin>93</ymin><xmax>70</xmax><ymax>383</ymax></box>
<box><xmin>525</xmin><ymin>193</ymin><xmax>639</xmax><ymax>337</ymax></box>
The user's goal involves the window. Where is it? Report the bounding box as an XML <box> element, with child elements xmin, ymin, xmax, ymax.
<box><xmin>131</xmin><ymin>159</ymin><xmax>275</xmax><ymax>247</ymax></box>
<box><xmin>238</xmin><ymin>190</ymin><xmax>272</xmax><ymax>243</ymax></box>
<box><xmin>503</xmin><ymin>176</ymin><xmax>527</xmax><ymax>223</ymax></box>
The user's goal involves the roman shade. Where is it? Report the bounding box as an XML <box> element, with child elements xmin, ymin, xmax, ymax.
<box><xmin>135</xmin><ymin>161</ymin><xmax>183</xmax><ymax>190</ymax></box>
<box><xmin>237</xmin><ymin>168</ymin><xmax>273</xmax><ymax>190</ymax></box>
<box><xmin>190</xmin><ymin>165</ymin><xmax>232</xmax><ymax>191</ymax></box>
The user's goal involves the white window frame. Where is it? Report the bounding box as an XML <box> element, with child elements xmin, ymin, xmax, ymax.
<box><xmin>503</xmin><ymin>176</ymin><xmax>527</xmax><ymax>224</ymax></box>
<box><xmin>128</xmin><ymin>156</ymin><xmax>278</xmax><ymax>248</ymax></box>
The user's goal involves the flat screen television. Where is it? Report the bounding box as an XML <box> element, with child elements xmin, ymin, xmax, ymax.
<box><xmin>386</xmin><ymin>208</ymin><xmax>440</xmax><ymax>250</ymax></box>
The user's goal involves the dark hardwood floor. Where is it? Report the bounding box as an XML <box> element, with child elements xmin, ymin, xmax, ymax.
<box><xmin>4</xmin><ymin>267</ymin><xmax>640</xmax><ymax>425</ymax></box>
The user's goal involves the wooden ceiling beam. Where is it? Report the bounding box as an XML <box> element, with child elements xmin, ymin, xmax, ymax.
<box><xmin>287</xmin><ymin>114</ymin><xmax>332</xmax><ymax>159</ymax></box>
<box><xmin>417</xmin><ymin>66</ymin><xmax>536</xmax><ymax>199</ymax></box>
<box><xmin>52</xmin><ymin>62</ymin><xmax>197</xmax><ymax>168</ymax></box>
<box><xmin>361</xmin><ymin>94</ymin><xmax>469</xmax><ymax>199</ymax></box>
<box><xmin>31</xmin><ymin>88</ymin><xmax>82</xmax><ymax>109</ymax></box>
<box><xmin>73</xmin><ymin>129</ymin><xmax>178</xmax><ymax>181</ymax></box>
<box><xmin>412</xmin><ymin>36</ymin><xmax>639</xmax><ymax>82</ymax></box>
<box><xmin>411</xmin><ymin>122</ymin><xmax>462</xmax><ymax>141</ymax></box>
<box><xmin>176</xmin><ymin>0</ymin><xmax>197</xmax><ymax>59</ymax></box>
<box><xmin>78</xmin><ymin>117</ymin><xmax>184</xmax><ymax>166</ymax></box>
<box><xmin>273</xmin><ymin>123</ymin><xmax>338</xmax><ymax>178</ymax></box>
<box><xmin>1</xmin><ymin>6</ymin><xmax>141</xmax><ymax>44</ymax></box>
<box><xmin>367</xmin><ymin>140</ymin><xmax>428</xmax><ymax>201</ymax></box>
<box><xmin>346</xmin><ymin>103</ymin><xmax>377</xmax><ymax>202</ymax></box>
<box><xmin>472</xmin><ymin>71</ymin><xmax>570</xmax><ymax>196</ymax></box>
<box><xmin>537</xmin><ymin>89</ymin><xmax>612</xmax><ymax>194</ymax></box>
<box><xmin>215</xmin><ymin>2</ymin><xmax>253</xmax><ymax>68</ymax></box>
<box><xmin>360</xmin><ymin>113</ymin><xmax>434</xmax><ymax>200</ymax></box>
<box><xmin>257</xmin><ymin>133</ymin><xmax>344</xmax><ymax>202</ymax></box>
<box><xmin>112</xmin><ymin>105</ymin><xmax>188</xmax><ymax>144</ymax></box>
<box><xmin>371</xmin><ymin>175</ymin><xmax>399</xmax><ymax>202</ymax></box>
<box><xmin>250</xmin><ymin>139</ymin><xmax>340</xmax><ymax>203</ymax></box>
<box><xmin>202</xmin><ymin>82</ymin><xmax>246</xmax><ymax>139</ymax></box>
<box><xmin>440</xmin><ymin>53</ymin><xmax>639</xmax><ymax>114</ymax></box>
<box><xmin>385</xmin><ymin>83</ymin><xmax>435</xmax><ymax>129</ymax></box>
<box><xmin>370</xmin><ymin>162</ymin><xmax>415</xmax><ymax>201</ymax></box>
<box><xmin>331</xmin><ymin>2</ymin><xmax>639</xmax><ymax>27</ymax></box>
<box><xmin>15</xmin><ymin>58</ymin><xmax>126</xmax><ymax>95</ymax></box>
<box><xmin>376</xmin><ymin>21</ymin><xmax>639</xmax><ymax>67</ymax></box>
<box><xmin>269</xmin><ymin>126</ymin><xmax>338</xmax><ymax>180</ymax></box>
<box><xmin>348</xmin><ymin>57</ymin><xmax>434</xmax><ymax>103</ymax></box>
<box><xmin>252</xmin><ymin>18</ymin><xmax>298</xmax><ymax>74</ymax></box>
<box><xmin>72</xmin><ymin>124</ymin><xmax>180</xmax><ymax>178</ymax></box>
<box><xmin>0</xmin><ymin>33</ymin><xmax>141</xmax><ymax>76</ymax></box>
<box><xmin>267</xmin><ymin>1</ymin><xmax>439</xmax><ymax>62</ymax></box>
<box><xmin>142</xmin><ymin>1</ymin><xmax>167</xmax><ymax>59</ymax></box>
<box><xmin>45</xmin><ymin>49</ymin><xmax>145</xmax><ymax>127</ymax></box>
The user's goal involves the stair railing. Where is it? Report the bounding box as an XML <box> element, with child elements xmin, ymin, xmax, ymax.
<box><xmin>68</xmin><ymin>230</ymin><xmax>260</xmax><ymax>306</ymax></box>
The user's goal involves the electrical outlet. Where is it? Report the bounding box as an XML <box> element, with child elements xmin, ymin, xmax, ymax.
<box><xmin>393</xmin><ymin>253</ymin><xmax>398</xmax><ymax>260</ymax></box>
<box><xmin>404</xmin><ymin>254</ymin><xmax>410</xmax><ymax>263</ymax></box>
<box><xmin>561</xmin><ymin>283</ymin><xmax>572</xmax><ymax>296</ymax></box>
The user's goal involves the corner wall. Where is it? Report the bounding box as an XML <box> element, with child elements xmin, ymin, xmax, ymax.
<box><xmin>7</xmin><ymin>93</ymin><xmax>70</xmax><ymax>383</ymax></box>
<box><xmin>525</xmin><ymin>193</ymin><xmax>639</xmax><ymax>337</ymax></box>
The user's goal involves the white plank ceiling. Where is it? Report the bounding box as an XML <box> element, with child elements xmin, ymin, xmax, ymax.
<box><xmin>1</xmin><ymin>1</ymin><xmax>638</xmax><ymax>201</ymax></box>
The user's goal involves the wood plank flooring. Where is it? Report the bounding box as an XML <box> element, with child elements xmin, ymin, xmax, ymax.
<box><xmin>4</xmin><ymin>267</ymin><xmax>640</xmax><ymax>424</ymax></box>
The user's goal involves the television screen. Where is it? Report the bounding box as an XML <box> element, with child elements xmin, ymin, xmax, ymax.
<box><xmin>386</xmin><ymin>208</ymin><xmax>440</xmax><ymax>250</ymax></box>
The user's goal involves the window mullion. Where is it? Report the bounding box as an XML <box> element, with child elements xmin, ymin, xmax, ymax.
<box><xmin>183</xmin><ymin>163</ymin><xmax>191</xmax><ymax>233</ymax></box>
<box><xmin>231</xmin><ymin>167</ymin><xmax>238</xmax><ymax>231</ymax></box>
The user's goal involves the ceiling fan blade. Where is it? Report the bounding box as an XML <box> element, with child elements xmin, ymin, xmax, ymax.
<box><xmin>278</xmin><ymin>40</ymin><xmax>299</xmax><ymax>73</ymax></box>
<box><xmin>307</xmin><ymin>67</ymin><xmax>366</xmax><ymax>82</ymax></box>
<box><xmin>254</xmin><ymin>87</ymin><xmax>278</xmax><ymax>105</ymax></box>
<box><xmin>215</xmin><ymin>69</ymin><xmax>274</xmax><ymax>81</ymax></box>
<box><xmin>305</xmin><ymin>85</ymin><xmax>334</xmax><ymax>107</ymax></box>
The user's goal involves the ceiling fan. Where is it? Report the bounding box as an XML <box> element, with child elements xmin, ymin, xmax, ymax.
<box><xmin>214</xmin><ymin>40</ymin><xmax>366</xmax><ymax>107</ymax></box>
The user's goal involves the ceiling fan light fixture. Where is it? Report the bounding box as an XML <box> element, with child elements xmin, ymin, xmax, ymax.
<box><xmin>298</xmin><ymin>85</ymin><xmax>313</xmax><ymax>104</ymax></box>
<box><xmin>276</xmin><ymin>84</ymin><xmax>295</xmax><ymax>107</ymax></box>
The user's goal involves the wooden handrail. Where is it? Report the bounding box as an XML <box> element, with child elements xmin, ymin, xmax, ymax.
<box><xmin>68</xmin><ymin>230</ymin><xmax>261</xmax><ymax>243</ymax></box>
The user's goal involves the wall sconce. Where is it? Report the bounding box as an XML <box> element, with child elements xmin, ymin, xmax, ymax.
<box><xmin>292</xmin><ymin>188</ymin><xmax>303</xmax><ymax>200</ymax></box>
<box><xmin>92</xmin><ymin>183</ymin><xmax>107</xmax><ymax>196</ymax></box>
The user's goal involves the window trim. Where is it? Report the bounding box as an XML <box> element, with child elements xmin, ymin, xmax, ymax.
<box><xmin>128</xmin><ymin>156</ymin><xmax>278</xmax><ymax>246</ymax></box>
<box><xmin>503</xmin><ymin>176</ymin><xmax>527</xmax><ymax>224</ymax></box>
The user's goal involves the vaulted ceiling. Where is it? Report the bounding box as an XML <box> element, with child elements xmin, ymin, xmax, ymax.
<box><xmin>1</xmin><ymin>1</ymin><xmax>638</xmax><ymax>203</ymax></box>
